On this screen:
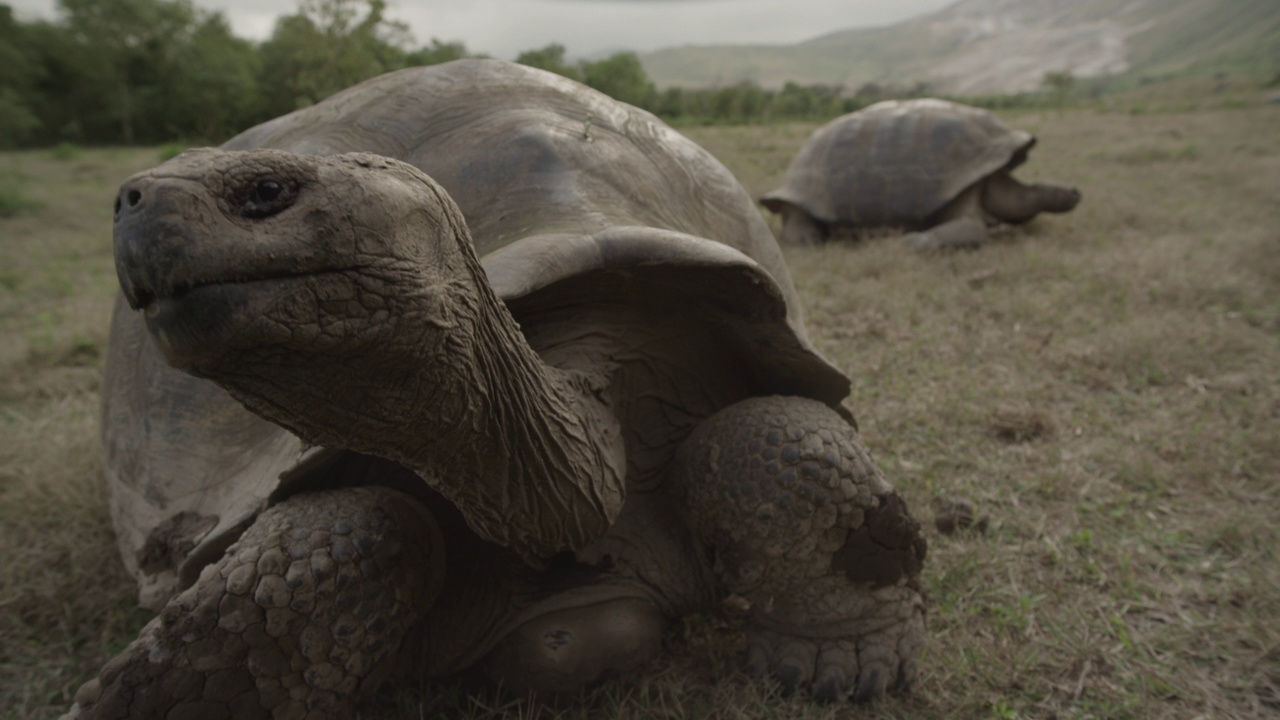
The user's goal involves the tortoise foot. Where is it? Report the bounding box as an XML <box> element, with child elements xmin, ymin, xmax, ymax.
<box><xmin>745</xmin><ymin>582</ymin><xmax>924</xmax><ymax>703</ymax></box>
<box><xmin>675</xmin><ymin>395</ymin><xmax>927</xmax><ymax>702</ymax></box>
<box><xmin>903</xmin><ymin>216</ymin><xmax>988</xmax><ymax>251</ymax></box>
<box><xmin>482</xmin><ymin>596</ymin><xmax>666</xmax><ymax>695</ymax></box>
<box><xmin>779</xmin><ymin>205</ymin><xmax>827</xmax><ymax>246</ymax></box>
<box><xmin>66</xmin><ymin>487</ymin><xmax>443</xmax><ymax>720</ymax></box>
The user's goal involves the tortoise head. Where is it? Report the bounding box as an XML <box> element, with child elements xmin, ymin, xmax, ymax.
<box><xmin>113</xmin><ymin>147</ymin><xmax>631</xmax><ymax>555</ymax></box>
<box><xmin>112</xmin><ymin>148</ymin><xmax>480</xmax><ymax>375</ymax></box>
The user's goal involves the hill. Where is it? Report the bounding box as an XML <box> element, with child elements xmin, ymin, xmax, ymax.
<box><xmin>639</xmin><ymin>0</ymin><xmax>1280</xmax><ymax>93</ymax></box>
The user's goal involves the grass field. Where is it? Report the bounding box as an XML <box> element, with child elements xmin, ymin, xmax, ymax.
<box><xmin>1</xmin><ymin>100</ymin><xmax>1277</xmax><ymax>719</ymax></box>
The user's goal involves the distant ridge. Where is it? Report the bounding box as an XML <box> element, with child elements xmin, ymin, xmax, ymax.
<box><xmin>638</xmin><ymin>0</ymin><xmax>1280</xmax><ymax>93</ymax></box>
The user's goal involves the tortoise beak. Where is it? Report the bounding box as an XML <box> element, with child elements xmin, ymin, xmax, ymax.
<box><xmin>112</xmin><ymin>175</ymin><xmax>155</xmax><ymax>309</ymax></box>
<box><xmin>113</xmin><ymin>174</ymin><xmax>212</xmax><ymax>311</ymax></box>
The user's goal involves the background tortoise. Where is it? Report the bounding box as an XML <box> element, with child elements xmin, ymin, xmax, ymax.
<box><xmin>760</xmin><ymin>98</ymin><xmax>1081</xmax><ymax>250</ymax></box>
<box><xmin>71</xmin><ymin>59</ymin><xmax>926</xmax><ymax>718</ymax></box>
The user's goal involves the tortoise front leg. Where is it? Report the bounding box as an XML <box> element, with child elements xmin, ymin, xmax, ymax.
<box><xmin>903</xmin><ymin>216</ymin><xmax>990</xmax><ymax>251</ymax></box>
<box><xmin>65</xmin><ymin>486</ymin><xmax>444</xmax><ymax>720</ymax></box>
<box><xmin>981</xmin><ymin>169</ymin><xmax>1082</xmax><ymax>224</ymax></box>
<box><xmin>779</xmin><ymin>205</ymin><xmax>827</xmax><ymax>246</ymax></box>
<box><xmin>673</xmin><ymin>396</ymin><xmax>926</xmax><ymax>703</ymax></box>
<box><xmin>904</xmin><ymin>184</ymin><xmax>990</xmax><ymax>251</ymax></box>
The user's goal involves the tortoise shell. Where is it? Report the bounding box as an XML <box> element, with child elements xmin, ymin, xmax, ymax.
<box><xmin>761</xmin><ymin>98</ymin><xmax>1035</xmax><ymax>229</ymax></box>
<box><xmin>102</xmin><ymin>60</ymin><xmax>851</xmax><ymax>607</ymax></box>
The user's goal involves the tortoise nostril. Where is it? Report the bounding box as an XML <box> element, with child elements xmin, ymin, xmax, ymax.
<box><xmin>127</xmin><ymin>189</ymin><xmax>142</xmax><ymax>207</ymax></box>
<box><xmin>114</xmin><ymin>197</ymin><xmax>121</xmax><ymax>216</ymax></box>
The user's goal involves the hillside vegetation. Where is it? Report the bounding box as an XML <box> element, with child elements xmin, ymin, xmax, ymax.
<box><xmin>2</xmin><ymin>97</ymin><xmax>1278</xmax><ymax>718</ymax></box>
<box><xmin>639</xmin><ymin>0</ymin><xmax>1280</xmax><ymax>93</ymax></box>
<box><xmin>0</xmin><ymin>0</ymin><xmax>664</xmax><ymax>148</ymax></box>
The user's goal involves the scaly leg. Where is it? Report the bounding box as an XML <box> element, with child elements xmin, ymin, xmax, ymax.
<box><xmin>65</xmin><ymin>486</ymin><xmax>444</xmax><ymax>720</ymax></box>
<box><xmin>780</xmin><ymin>206</ymin><xmax>827</xmax><ymax>246</ymax></box>
<box><xmin>903</xmin><ymin>216</ymin><xmax>990</xmax><ymax>251</ymax></box>
<box><xmin>982</xmin><ymin>170</ymin><xmax>1082</xmax><ymax>224</ymax></box>
<box><xmin>673</xmin><ymin>396</ymin><xmax>926</xmax><ymax>703</ymax></box>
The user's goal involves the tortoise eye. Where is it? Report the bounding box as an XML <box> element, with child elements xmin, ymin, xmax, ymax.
<box><xmin>252</xmin><ymin>180</ymin><xmax>283</xmax><ymax>203</ymax></box>
<box><xmin>239</xmin><ymin>178</ymin><xmax>296</xmax><ymax>218</ymax></box>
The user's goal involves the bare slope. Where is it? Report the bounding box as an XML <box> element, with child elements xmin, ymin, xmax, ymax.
<box><xmin>640</xmin><ymin>0</ymin><xmax>1280</xmax><ymax>92</ymax></box>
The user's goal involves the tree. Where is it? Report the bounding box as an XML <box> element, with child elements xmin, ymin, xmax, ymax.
<box><xmin>56</xmin><ymin>0</ymin><xmax>198</xmax><ymax>143</ymax></box>
<box><xmin>0</xmin><ymin>5</ymin><xmax>42</xmax><ymax>146</ymax></box>
<box><xmin>0</xmin><ymin>0</ymin><xmax>476</xmax><ymax>147</ymax></box>
<box><xmin>709</xmin><ymin>81</ymin><xmax>767</xmax><ymax>123</ymax></box>
<box><xmin>160</xmin><ymin>13</ymin><xmax>260</xmax><ymax>141</ymax></box>
<box><xmin>652</xmin><ymin>86</ymin><xmax>686</xmax><ymax>120</ymax></box>
<box><xmin>257</xmin><ymin>0</ymin><xmax>413</xmax><ymax>116</ymax></box>
<box><xmin>514</xmin><ymin>43</ymin><xmax>579</xmax><ymax>81</ymax></box>
<box><xmin>772</xmin><ymin>81</ymin><xmax>815</xmax><ymax>119</ymax></box>
<box><xmin>405</xmin><ymin>38</ymin><xmax>471</xmax><ymax>67</ymax></box>
<box><xmin>579</xmin><ymin>52</ymin><xmax>653</xmax><ymax>108</ymax></box>
<box><xmin>1043</xmin><ymin>70</ymin><xmax>1076</xmax><ymax>108</ymax></box>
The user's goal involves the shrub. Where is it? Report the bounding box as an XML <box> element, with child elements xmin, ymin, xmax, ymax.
<box><xmin>157</xmin><ymin>143</ymin><xmax>187</xmax><ymax>162</ymax></box>
<box><xmin>0</xmin><ymin>170</ymin><xmax>37</xmax><ymax>218</ymax></box>
<box><xmin>49</xmin><ymin>142</ymin><xmax>81</xmax><ymax>161</ymax></box>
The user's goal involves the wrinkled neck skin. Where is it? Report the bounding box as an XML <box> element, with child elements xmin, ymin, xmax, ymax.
<box><xmin>200</xmin><ymin>206</ymin><xmax>626</xmax><ymax>563</ymax></box>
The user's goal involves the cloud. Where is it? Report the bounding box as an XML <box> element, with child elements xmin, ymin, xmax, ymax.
<box><xmin>393</xmin><ymin>0</ymin><xmax>955</xmax><ymax>59</ymax></box>
<box><xmin>7</xmin><ymin>0</ymin><xmax>955</xmax><ymax>59</ymax></box>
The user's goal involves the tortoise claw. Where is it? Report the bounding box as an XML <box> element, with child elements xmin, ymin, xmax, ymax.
<box><xmin>743</xmin><ymin>596</ymin><xmax>923</xmax><ymax>704</ymax></box>
<box><xmin>745</xmin><ymin>642</ymin><xmax>770</xmax><ymax>680</ymax></box>
<box><xmin>775</xmin><ymin>659</ymin><xmax>807</xmax><ymax>696</ymax></box>
<box><xmin>852</xmin><ymin>666</ymin><xmax>885</xmax><ymax>704</ymax></box>
<box><xmin>812</xmin><ymin>666</ymin><xmax>847</xmax><ymax>704</ymax></box>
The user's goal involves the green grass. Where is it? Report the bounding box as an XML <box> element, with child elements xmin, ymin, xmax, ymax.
<box><xmin>156</xmin><ymin>142</ymin><xmax>188</xmax><ymax>162</ymax></box>
<box><xmin>2</xmin><ymin>100</ymin><xmax>1279</xmax><ymax>718</ymax></box>
<box><xmin>47</xmin><ymin>142</ymin><xmax>82</xmax><ymax>162</ymax></box>
<box><xmin>0</xmin><ymin>170</ymin><xmax>38</xmax><ymax>218</ymax></box>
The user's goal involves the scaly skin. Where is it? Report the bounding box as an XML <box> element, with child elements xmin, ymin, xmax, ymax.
<box><xmin>91</xmin><ymin>144</ymin><xmax>929</xmax><ymax>713</ymax></box>
<box><xmin>981</xmin><ymin>169</ymin><xmax>1082</xmax><ymax>224</ymax></box>
<box><xmin>66</xmin><ymin>487</ymin><xmax>443</xmax><ymax>720</ymax></box>
<box><xmin>111</xmin><ymin>150</ymin><xmax>628</xmax><ymax>562</ymax></box>
<box><xmin>903</xmin><ymin>216</ymin><xmax>990</xmax><ymax>251</ymax></box>
<box><xmin>673</xmin><ymin>395</ymin><xmax>926</xmax><ymax>702</ymax></box>
<box><xmin>780</xmin><ymin>204</ymin><xmax>827</xmax><ymax>246</ymax></box>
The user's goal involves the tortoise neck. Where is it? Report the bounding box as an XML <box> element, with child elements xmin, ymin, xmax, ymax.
<box><xmin>402</xmin><ymin>253</ymin><xmax>628</xmax><ymax>560</ymax></box>
<box><xmin>216</xmin><ymin>228</ymin><xmax>626</xmax><ymax>562</ymax></box>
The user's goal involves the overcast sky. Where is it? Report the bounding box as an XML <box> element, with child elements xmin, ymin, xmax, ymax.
<box><xmin>7</xmin><ymin>0</ymin><xmax>956</xmax><ymax>59</ymax></box>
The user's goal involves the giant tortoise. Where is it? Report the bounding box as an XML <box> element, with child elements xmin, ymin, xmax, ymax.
<box><xmin>761</xmin><ymin>98</ymin><xmax>1081</xmax><ymax>250</ymax></box>
<box><xmin>70</xmin><ymin>59</ymin><xmax>927</xmax><ymax>719</ymax></box>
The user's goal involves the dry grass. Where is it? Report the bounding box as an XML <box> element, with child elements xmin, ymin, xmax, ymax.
<box><xmin>0</xmin><ymin>147</ymin><xmax>159</xmax><ymax>719</ymax></box>
<box><xmin>2</xmin><ymin>102</ymin><xmax>1278</xmax><ymax>719</ymax></box>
